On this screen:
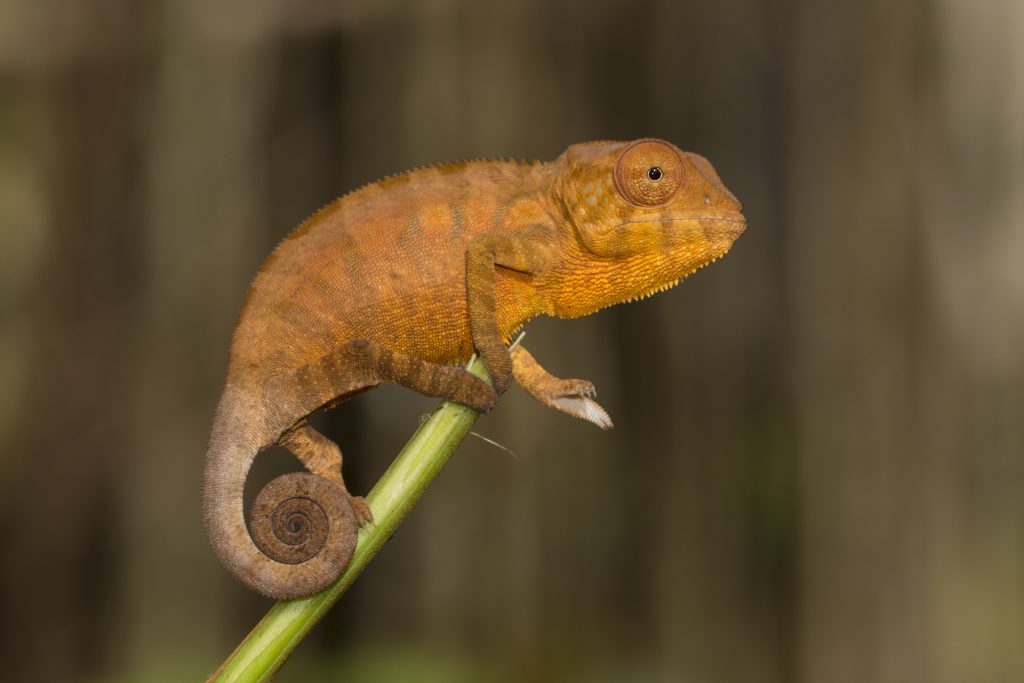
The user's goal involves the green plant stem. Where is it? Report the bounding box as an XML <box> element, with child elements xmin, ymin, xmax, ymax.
<box><xmin>208</xmin><ymin>357</ymin><xmax>491</xmax><ymax>683</ymax></box>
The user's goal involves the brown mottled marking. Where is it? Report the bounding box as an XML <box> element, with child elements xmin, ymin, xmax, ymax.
<box><xmin>204</xmin><ymin>138</ymin><xmax>746</xmax><ymax>599</ymax></box>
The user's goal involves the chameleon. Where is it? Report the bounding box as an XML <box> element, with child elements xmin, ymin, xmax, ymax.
<box><xmin>204</xmin><ymin>138</ymin><xmax>746</xmax><ymax>599</ymax></box>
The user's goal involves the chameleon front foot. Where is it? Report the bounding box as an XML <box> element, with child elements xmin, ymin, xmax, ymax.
<box><xmin>511</xmin><ymin>345</ymin><xmax>613</xmax><ymax>430</ymax></box>
<box><xmin>542</xmin><ymin>379</ymin><xmax>613</xmax><ymax>430</ymax></box>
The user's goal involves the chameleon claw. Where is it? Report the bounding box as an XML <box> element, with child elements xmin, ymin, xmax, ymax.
<box><xmin>542</xmin><ymin>379</ymin><xmax>611</xmax><ymax>429</ymax></box>
<box><xmin>349</xmin><ymin>495</ymin><xmax>374</xmax><ymax>527</ymax></box>
<box><xmin>555</xmin><ymin>379</ymin><xmax>597</xmax><ymax>400</ymax></box>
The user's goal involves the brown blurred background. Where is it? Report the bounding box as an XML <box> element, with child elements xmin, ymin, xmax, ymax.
<box><xmin>1</xmin><ymin>0</ymin><xmax>1022</xmax><ymax>681</ymax></box>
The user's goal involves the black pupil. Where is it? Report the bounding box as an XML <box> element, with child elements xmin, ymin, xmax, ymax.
<box><xmin>647</xmin><ymin>167</ymin><xmax>663</xmax><ymax>181</ymax></box>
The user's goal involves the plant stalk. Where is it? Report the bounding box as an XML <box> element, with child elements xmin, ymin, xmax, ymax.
<box><xmin>207</xmin><ymin>357</ymin><xmax>491</xmax><ymax>682</ymax></box>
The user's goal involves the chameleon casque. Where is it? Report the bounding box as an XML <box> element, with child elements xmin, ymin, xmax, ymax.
<box><xmin>204</xmin><ymin>138</ymin><xmax>746</xmax><ymax>599</ymax></box>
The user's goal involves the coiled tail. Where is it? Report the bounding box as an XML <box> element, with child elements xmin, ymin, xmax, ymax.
<box><xmin>202</xmin><ymin>386</ymin><xmax>358</xmax><ymax>599</ymax></box>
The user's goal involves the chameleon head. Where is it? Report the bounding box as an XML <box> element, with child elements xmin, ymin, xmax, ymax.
<box><xmin>547</xmin><ymin>138</ymin><xmax>746</xmax><ymax>317</ymax></box>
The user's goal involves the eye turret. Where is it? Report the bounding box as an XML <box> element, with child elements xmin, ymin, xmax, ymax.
<box><xmin>613</xmin><ymin>140</ymin><xmax>683</xmax><ymax>207</ymax></box>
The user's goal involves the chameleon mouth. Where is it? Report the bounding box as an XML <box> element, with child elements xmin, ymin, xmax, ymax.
<box><xmin>622</xmin><ymin>211</ymin><xmax>746</xmax><ymax>230</ymax></box>
<box><xmin>664</xmin><ymin>211</ymin><xmax>747</xmax><ymax>238</ymax></box>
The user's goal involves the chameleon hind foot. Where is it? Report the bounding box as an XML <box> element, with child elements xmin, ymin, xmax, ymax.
<box><xmin>348</xmin><ymin>495</ymin><xmax>373</xmax><ymax>527</ymax></box>
<box><xmin>279</xmin><ymin>421</ymin><xmax>375</xmax><ymax>526</ymax></box>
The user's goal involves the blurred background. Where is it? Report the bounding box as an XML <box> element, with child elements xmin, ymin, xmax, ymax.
<box><xmin>1</xmin><ymin>0</ymin><xmax>1022</xmax><ymax>681</ymax></box>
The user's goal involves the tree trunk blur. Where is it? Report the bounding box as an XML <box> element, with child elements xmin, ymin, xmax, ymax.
<box><xmin>790</xmin><ymin>1</ymin><xmax>1024</xmax><ymax>681</ymax></box>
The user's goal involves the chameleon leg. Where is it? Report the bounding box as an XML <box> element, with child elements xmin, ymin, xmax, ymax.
<box><xmin>511</xmin><ymin>345</ymin><xmax>613</xmax><ymax>430</ymax></box>
<box><xmin>294</xmin><ymin>338</ymin><xmax>498</xmax><ymax>414</ymax></box>
<box><xmin>465</xmin><ymin>232</ymin><xmax>553</xmax><ymax>394</ymax></box>
<box><xmin>466</xmin><ymin>239</ymin><xmax>513</xmax><ymax>393</ymax></box>
<box><xmin>279</xmin><ymin>422</ymin><xmax>374</xmax><ymax>525</ymax></box>
<box><xmin>349</xmin><ymin>339</ymin><xmax>498</xmax><ymax>411</ymax></box>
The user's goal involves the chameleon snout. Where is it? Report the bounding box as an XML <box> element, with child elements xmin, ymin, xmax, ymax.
<box><xmin>692</xmin><ymin>212</ymin><xmax>747</xmax><ymax>245</ymax></box>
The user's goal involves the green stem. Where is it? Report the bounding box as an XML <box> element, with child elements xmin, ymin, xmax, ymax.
<box><xmin>208</xmin><ymin>357</ymin><xmax>491</xmax><ymax>682</ymax></box>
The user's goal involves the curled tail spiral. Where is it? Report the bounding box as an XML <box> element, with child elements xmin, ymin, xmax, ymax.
<box><xmin>202</xmin><ymin>387</ymin><xmax>358</xmax><ymax>599</ymax></box>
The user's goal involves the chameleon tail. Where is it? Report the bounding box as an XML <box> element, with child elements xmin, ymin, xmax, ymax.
<box><xmin>202</xmin><ymin>384</ymin><xmax>358</xmax><ymax>599</ymax></box>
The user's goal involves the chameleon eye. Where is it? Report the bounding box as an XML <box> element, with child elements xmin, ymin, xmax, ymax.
<box><xmin>614</xmin><ymin>140</ymin><xmax>683</xmax><ymax>207</ymax></box>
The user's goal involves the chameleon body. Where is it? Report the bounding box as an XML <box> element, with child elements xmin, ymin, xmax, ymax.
<box><xmin>204</xmin><ymin>138</ymin><xmax>746</xmax><ymax>599</ymax></box>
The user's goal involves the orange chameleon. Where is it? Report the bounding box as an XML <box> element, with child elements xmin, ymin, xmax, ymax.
<box><xmin>204</xmin><ymin>138</ymin><xmax>746</xmax><ymax>598</ymax></box>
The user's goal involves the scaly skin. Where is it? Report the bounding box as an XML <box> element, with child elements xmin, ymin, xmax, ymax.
<box><xmin>204</xmin><ymin>138</ymin><xmax>746</xmax><ymax>598</ymax></box>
